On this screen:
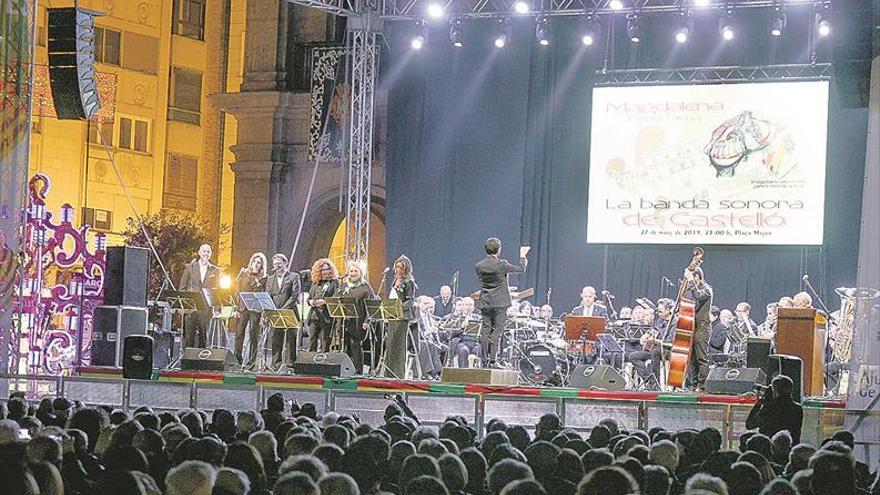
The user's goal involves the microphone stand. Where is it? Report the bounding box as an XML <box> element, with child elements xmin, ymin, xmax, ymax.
<box><xmin>803</xmin><ymin>276</ymin><xmax>834</xmax><ymax>320</ymax></box>
<box><xmin>603</xmin><ymin>291</ymin><xmax>618</xmax><ymax>321</ymax></box>
<box><xmin>451</xmin><ymin>271</ymin><xmax>459</xmax><ymax>300</ymax></box>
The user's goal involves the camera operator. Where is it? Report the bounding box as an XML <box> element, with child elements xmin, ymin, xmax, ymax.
<box><xmin>746</xmin><ymin>375</ymin><xmax>804</xmax><ymax>443</ymax></box>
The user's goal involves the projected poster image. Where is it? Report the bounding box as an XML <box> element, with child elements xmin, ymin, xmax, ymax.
<box><xmin>587</xmin><ymin>80</ymin><xmax>829</xmax><ymax>245</ymax></box>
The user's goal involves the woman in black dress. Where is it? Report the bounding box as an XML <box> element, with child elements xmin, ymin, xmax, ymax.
<box><xmin>385</xmin><ymin>255</ymin><xmax>417</xmax><ymax>378</ymax></box>
<box><xmin>307</xmin><ymin>258</ymin><xmax>340</xmax><ymax>352</ymax></box>
<box><xmin>235</xmin><ymin>252</ymin><xmax>267</xmax><ymax>368</ymax></box>
<box><xmin>337</xmin><ymin>261</ymin><xmax>375</xmax><ymax>374</ymax></box>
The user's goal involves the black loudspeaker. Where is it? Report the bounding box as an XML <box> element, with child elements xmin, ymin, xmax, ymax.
<box><xmin>292</xmin><ymin>352</ymin><xmax>355</xmax><ymax>378</ymax></box>
<box><xmin>123</xmin><ymin>335</ymin><xmax>154</xmax><ymax>379</ymax></box>
<box><xmin>746</xmin><ymin>337</ymin><xmax>772</xmax><ymax>382</ymax></box>
<box><xmin>180</xmin><ymin>348</ymin><xmax>240</xmax><ymax>372</ymax></box>
<box><xmin>568</xmin><ymin>364</ymin><xmax>626</xmax><ymax>391</ymax></box>
<box><xmin>92</xmin><ymin>305</ymin><xmax>149</xmax><ymax>367</ymax></box>
<box><xmin>765</xmin><ymin>354</ymin><xmax>804</xmax><ymax>402</ymax></box>
<box><xmin>104</xmin><ymin>246</ymin><xmax>150</xmax><ymax>307</ymax></box>
<box><xmin>706</xmin><ymin>367</ymin><xmax>767</xmax><ymax>395</ymax></box>
<box><xmin>48</xmin><ymin>8</ymin><xmax>100</xmax><ymax>119</ymax></box>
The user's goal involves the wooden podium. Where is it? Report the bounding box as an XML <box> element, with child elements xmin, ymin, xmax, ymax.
<box><xmin>777</xmin><ymin>308</ymin><xmax>827</xmax><ymax>397</ymax></box>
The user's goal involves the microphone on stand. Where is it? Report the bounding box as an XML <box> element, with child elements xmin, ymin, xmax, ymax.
<box><xmin>602</xmin><ymin>290</ymin><xmax>616</xmax><ymax>299</ymax></box>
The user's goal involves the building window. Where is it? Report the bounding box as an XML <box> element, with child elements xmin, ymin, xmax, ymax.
<box><xmin>87</xmin><ymin>119</ymin><xmax>114</xmax><ymax>146</ymax></box>
<box><xmin>168</xmin><ymin>67</ymin><xmax>202</xmax><ymax>125</ymax></box>
<box><xmin>172</xmin><ymin>0</ymin><xmax>206</xmax><ymax>41</ymax></box>
<box><xmin>94</xmin><ymin>26</ymin><xmax>121</xmax><ymax>66</ymax></box>
<box><xmin>164</xmin><ymin>154</ymin><xmax>199</xmax><ymax>210</ymax></box>
<box><xmin>118</xmin><ymin>116</ymin><xmax>150</xmax><ymax>153</ymax></box>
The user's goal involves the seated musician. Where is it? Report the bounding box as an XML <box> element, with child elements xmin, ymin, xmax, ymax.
<box><xmin>708</xmin><ymin>306</ymin><xmax>728</xmax><ymax>355</ymax></box>
<box><xmin>758</xmin><ymin>302</ymin><xmax>778</xmax><ymax>339</ymax></box>
<box><xmin>627</xmin><ymin>299</ymin><xmax>676</xmax><ymax>390</ymax></box>
<box><xmin>792</xmin><ymin>291</ymin><xmax>813</xmax><ymax>309</ymax></box>
<box><xmin>416</xmin><ymin>295</ymin><xmax>444</xmax><ymax>380</ymax></box>
<box><xmin>572</xmin><ymin>286</ymin><xmax>608</xmax><ymax>318</ymax></box>
<box><xmin>734</xmin><ymin>302</ymin><xmax>759</xmax><ymax>336</ymax></box>
<box><xmin>448</xmin><ymin>297</ymin><xmax>482</xmax><ymax>367</ymax></box>
<box><xmin>539</xmin><ymin>304</ymin><xmax>553</xmax><ymax>320</ymax></box>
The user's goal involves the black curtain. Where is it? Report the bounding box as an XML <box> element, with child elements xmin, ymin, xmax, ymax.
<box><xmin>385</xmin><ymin>9</ymin><xmax>872</xmax><ymax>320</ymax></box>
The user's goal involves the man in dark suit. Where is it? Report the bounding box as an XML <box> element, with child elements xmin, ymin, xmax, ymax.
<box><xmin>266</xmin><ymin>253</ymin><xmax>301</xmax><ymax>369</ymax></box>
<box><xmin>475</xmin><ymin>238</ymin><xmax>529</xmax><ymax>367</ymax></box>
<box><xmin>433</xmin><ymin>285</ymin><xmax>455</xmax><ymax>318</ymax></box>
<box><xmin>571</xmin><ymin>286</ymin><xmax>608</xmax><ymax>318</ymax></box>
<box><xmin>685</xmin><ymin>266</ymin><xmax>714</xmax><ymax>391</ymax></box>
<box><xmin>178</xmin><ymin>244</ymin><xmax>221</xmax><ymax>348</ymax></box>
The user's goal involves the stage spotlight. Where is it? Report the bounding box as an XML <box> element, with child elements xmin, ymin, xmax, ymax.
<box><xmin>692</xmin><ymin>0</ymin><xmax>710</xmax><ymax>6</ymax></box>
<box><xmin>719</xmin><ymin>17</ymin><xmax>734</xmax><ymax>41</ymax></box>
<box><xmin>627</xmin><ymin>15</ymin><xmax>641</xmax><ymax>43</ymax></box>
<box><xmin>426</xmin><ymin>3</ymin><xmax>444</xmax><ymax>19</ymax></box>
<box><xmin>449</xmin><ymin>19</ymin><xmax>463</xmax><ymax>47</ymax></box>
<box><xmin>770</xmin><ymin>9</ymin><xmax>786</xmax><ymax>37</ymax></box>
<box><xmin>675</xmin><ymin>26</ymin><xmax>689</xmax><ymax>43</ymax></box>
<box><xmin>411</xmin><ymin>34</ymin><xmax>425</xmax><ymax>49</ymax></box>
<box><xmin>513</xmin><ymin>0</ymin><xmax>529</xmax><ymax>14</ymax></box>
<box><xmin>535</xmin><ymin>17</ymin><xmax>550</xmax><ymax>46</ymax></box>
<box><xmin>609</xmin><ymin>0</ymin><xmax>624</xmax><ymax>10</ymax></box>
<box><xmin>220</xmin><ymin>274</ymin><xmax>232</xmax><ymax>290</ymax></box>
<box><xmin>581</xmin><ymin>17</ymin><xmax>599</xmax><ymax>46</ymax></box>
<box><xmin>493</xmin><ymin>18</ymin><xmax>511</xmax><ymax>48</ymax></box>
<box><xmin>816</xmin><ymin>16</ymin><xmax>831</xmax><ymax>37</ymax></box>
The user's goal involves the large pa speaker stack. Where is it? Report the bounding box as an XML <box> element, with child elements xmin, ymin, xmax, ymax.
<box><xmin>92</xmin><ymin>305</ymin><xmax>148</xmax><ymax>367</ymax></box>
<box><xmin>48</xmin><ymin>8</ymin><xmax>100</xmax><ymax>119</ymax></box>
<box><xmin>568</xmin><ymin>364</ymin><xmax>626</xmax><ymax>391</ymax></box>
<box><xmin>104</xmin><ymin>246</ymin><xmax>150</xmax><ymax>307</ymax></box>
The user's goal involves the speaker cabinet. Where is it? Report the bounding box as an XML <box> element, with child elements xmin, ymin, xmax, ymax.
<box><xmin>104</xmin><ymin>246</ymin><xmax>149</xmax><ymax>307</ymax></box>
<box><xmin>746</xmin><ymin>337</ymin><xmax>772</xmax><ymax>382</ymax></box>
<box><xmin>292</xmin><ymin>352</ymin><xmax>355</xmax><ymax>378</ymax></box>
<box><xmin>92</xmin><ymin>305</ymin><xmax>148</xmax><ymax>367</ymax></box>
<box><xmin>706</xmin><ymin>367</ymin><xmax>767</xmax><ymax>395</ymax></box>
<box><xmin>180</xmin><ymin>348</ymin><xmax>239</xmax><ymax>372</ymax></box>
<box><xmin>48</xmin><ymin>8</ymin><xmax>100</xmax><ymax>119</ymax></box>
<box><xmin>123</xmin><ymin>335</ymin><xmax>153</xmax><ymax>379</ymax></box>
<box><xmin>766</xmin><ymin>354</ymin><xmax>804</xmax><ymax>402</ymax></box>
<box><xmin>568</xmin><ymin>364</ymin><xmax>626</xmax><ymax>391</ymax></box>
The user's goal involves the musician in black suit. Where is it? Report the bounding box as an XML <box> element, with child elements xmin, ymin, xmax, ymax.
<box><xmin>178</xmin><ymin>244</ymin><xmax>221</xmax><ymax>349</ymax></box>
<box><xmin>307</xmin><ymin>259</ymin><xmax>340</xmax><ymax>352</ymax></box>
<box><xmin>628</xmin><ymin>299</ymin><xmax>676</xmax><ymax>389</ymax></box>
<box><xmin>571</xmin><ymin>286</ymin><xmax>608</xmax><ymax>318</ymax></box>
<box><xmin>234</xmin><ymin>252</ymin><xmax>268</xmax><ymax>368</ymax></box>
<box><xmin>385</xmin><ymin>255</ymin><xmax>418</xmax><ymax>379</ymax></box>
<box><xmin>685</xmin><ymin>266</ymin><xmax>714</xmax><ymax>391</ymax></box>
<box><xmin>266</xmin><ymin>253</ymin><xmax>301</xmax><ymax>369</ymax></box>
<box><xmin>434</xmin><ymin>285</ymin><xmax>455</xmax><ymax>318</ymax></box>
<box><xmin>475</xmin><ymin>238</ymin><xmax>529</xmax><ymax>367</ymax></box>
<box><xmin>337</xmin><ymin>261</ymin><xmax>374</xmax><ymax>374</ymax></box>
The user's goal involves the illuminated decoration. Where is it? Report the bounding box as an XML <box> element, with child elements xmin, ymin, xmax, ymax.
<box><xmin>308</xmin><ymin>47</ymin><xmax>348</xmax><ymax>163</ymax></box>
<box><xmin>31</xmin><ymin>64</ymin><xmax>117</xmax><ymax>123</ymax></box>
<box><xmin>12</xmin><ymin>174</ymin><xmax>106</xmax><ymax>375</ymax></box>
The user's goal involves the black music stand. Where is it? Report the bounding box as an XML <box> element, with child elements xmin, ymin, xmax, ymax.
<box><xmin>597</xmin><ymin>333</ymin><xmax>626</xmax><ymax>379</ymax></box>
<box><xmin>239</xmin><ymin>292</ymin><xmax>276</xmax><ymax>372</ymax></box>
<box><xmin>325</xmin><ymin>297</ymin><xmax>359</xmax><ymax>354</ymax></box>
<box><xmin>364</xmin><ymin>299</ymin><xmax>415</xmax><ymax>378</ymax></box>
<box><xmin>203</xmin><ymin>288</ymin><xmax>236</xmax><ymax>348</ymax></box>
<box><xmin>160</xmin><ymin>291</ymin><xmax>206</xmax><ymax>369</ymax></box>
<box><xmin>265</xmin><ymin>309</ymin><xmax>301</xmax><ymax>373</ymax></box>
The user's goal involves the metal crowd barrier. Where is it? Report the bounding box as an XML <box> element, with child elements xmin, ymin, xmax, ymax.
<box><xmin>1</xmin><ymin>373</ymin><xmax>876</xmax><ymax>463</ymax></box>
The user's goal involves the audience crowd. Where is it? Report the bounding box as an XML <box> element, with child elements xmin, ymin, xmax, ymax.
<box><xmin>0</xmin><ymin>390</ymin><xmax>877</xmax><ymax>495</ymax></box>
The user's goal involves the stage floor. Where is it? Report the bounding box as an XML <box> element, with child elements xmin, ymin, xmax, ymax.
<box><xmin>1</xmin><ymin>367</ymin><xmax>852</xmax><ymax>450</ymax></box>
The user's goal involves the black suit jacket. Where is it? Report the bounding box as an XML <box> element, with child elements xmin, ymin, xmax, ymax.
<box><xmin>571</xmin><ymin>303</ymin><xmax>608</xmax><ymax>318</ymax></box>
<box><xmin>687</xmin><ymin>282</ymin><xmax>713</xmax><ymax>327</ymax></box>
<box><xmin>179</xmin><ymin>260</ymin><xmax>221</xmax><ymax>292</ymax></box>
<box><xmin>474</xmin><ymin>255</ymin><xmax>526</xmax><ymax>309</ymax></box>
<box><xmin>266</xmin><ymin>271</ymin><xmax>300</xmax><ymax>310</ymax></box>
<box><xmin>434</xmin><ymin>296</ymin><xmax>455</xmax><ymax>318</ymax></box>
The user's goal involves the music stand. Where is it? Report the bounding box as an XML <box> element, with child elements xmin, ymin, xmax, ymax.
<box><xmin>364</xmin><ymin>299</ymin><xmax>411</xmax><ymax>378</ymax></box>
<box><xmin>239</xmin><ymin>292</ymin><xmax>276</xmax><ymax>372</ymax></box>
<box><xmin>203</xmin><ymin>288</ymin><xmax>236</xmax><ymax>348</ymax></box>
<box><xmin>160</xmin><ymin>291</ymin><xmax>206</xmax><ymax>369</ymax></box>
<box><xmin>596</xmin><ymin>333</ymin><xmax>623</xmax><ymax>366</ymax></box>
<box><xmin>264</xmin><ymin>309</ymin><xmax>301</xmax><ymax>373</ymax></box>
<box><xmin>325</xmin><ymin>297</ymin><xmax>359</xmax><ymax>354</ymax></box>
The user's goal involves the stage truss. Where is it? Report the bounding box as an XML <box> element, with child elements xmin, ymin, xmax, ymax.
<box><xmin>592</xmin><ymin>63</ymin><xmax>833</xmax><ymax>86</ymax></box>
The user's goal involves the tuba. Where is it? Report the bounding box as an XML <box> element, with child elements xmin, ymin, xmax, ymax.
<box><xmin>831</xmin><ymin>288</ymin><xmax>858</xmax><ymax>364</ymax></box>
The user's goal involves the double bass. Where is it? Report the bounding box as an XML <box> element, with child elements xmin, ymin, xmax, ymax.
<box><xmin>666</xmin><ymin>247</ymin><xmax>705</xmax><ymax>389</ymax></box>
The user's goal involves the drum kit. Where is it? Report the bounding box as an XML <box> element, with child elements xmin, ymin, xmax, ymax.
<box><xmin>500</xmin><ymin>315</ymin><xmax>577</xmax><ymax>386</ymax></box>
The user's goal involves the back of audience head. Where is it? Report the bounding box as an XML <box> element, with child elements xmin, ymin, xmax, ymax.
<box><xmin>166</xmin><ymin>460</ymin><xmax>217</xmax><ymax>495</ymax></box>
<box><xmin>438</xmin><ymin>452</ymin><xmax>468</xmax><ymax>494</ymax></box>
<box><xmin>809</xmin><ymin>450</ymin><xmax>856</xmax><ymax>495</ymax></box>
<box><xmin>582</xmin><ymin>447</ymin><xmax>614</xmax><ymax>474</ymax></box>
<box><xmin>758</xmin><ymin>478</ymin><xmax>797</xmax><ymax>495</ymax></box>
<box><xmin>273</xmin><ymin>471</ymin><xmax>318</xmax><ymax>495</ymax></box>
<box><xmin>500</xmin><ymin>479</ymin><xmax>547</xmax><ymax>495</ymax></box>
<box><xmin>728</xmin><ymin>461</ymin><xmax>764</xmax><ymax>495</ymax></box>
<box><xmin>406</xmin><ymin>474</ymin><xmax>450</xmax><ymax>495</ymax></box>
<box><xmin>643</xmin><ymin>464</ymin><xmax>672</xmax><ymax>495</ymax></box>
<box><xmin>460</xmin><ymin>447</ymin><xmax>488</xmax><ymax>494</ymax></box>
<box><xmin>224</xmin><ymin>441</ymin><xmax>267</xmax><ymax>495</ymax></box>
<box><xmin>577</xmin><ymin>465</ymin><xmax>638</xmax><ymax>495</ymax></box>
<box><xmin>488</xmin><ymin>458</ymin><xmax>534</xmax><ymax>495</ymax></box>
<box><xmin>318</xmin><ymin>472</ymin><xmax>360</xmax><ymax>495</ymax></box>
<box><xmin>213</xmin><ymin>467</ymin><xmax>250</xmax><ymax>495</ymax></box>
<box><xmin>685</xmin><ymin>473</ymin><xmax>729</xmax><ymax>495</ymax></box>
<box><xmin>279</xmin><ymin>453</ymin><xmax>328</xmax><ymax>482</ymax></box>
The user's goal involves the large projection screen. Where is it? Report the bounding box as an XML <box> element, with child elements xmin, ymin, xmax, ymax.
<box><xmin>587</xmin><ymin>80</ymin><xmax>829</xmax><ymax>245</ymax></box>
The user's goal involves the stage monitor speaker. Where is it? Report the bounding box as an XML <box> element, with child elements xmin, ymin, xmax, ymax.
<box><xmin>92</xmin><ymin>305</ymin><xmax>148</xmax><ymax>367</ymax></box>
<box><xmin>568</xmin><ymin>364</ymin><xmax>626</xmax><ymax>391</ymax></box>
<box><xmin>104</xmin><ymin>246</ymin><xmax>149</xmax><ymax>307</ymax></box>
<box><xmin>180</xmin><ymin>348</ymin><xmax>239</xmax><ymax>372</ymax></box>
<box><xmin>123</xmin><ymin>335</ymin><xmax>153</xmax><ymax>379</ymax></box>
<box><xmin>746</xmin><ymin>337</ymin><xmax>772</xmax><ymax>381</ymax></box>
<box><xmin>292</xmin><ymin>352</ymin><xmax>355</xmax><ymax>378</ymax></box>
<box><xmin>765</xmin><ymin>354</ymin><xmax>804</xmax><ymax>402</ymax></box>
<box><xmin>48</xmin><ymin>8</ymin><xmax>100</xmax><ymax>119</ymax></box>
<box><xmin>705</xmin><ymin>367</ymin><xmax>767</xmax><ymax>395</ymax></box>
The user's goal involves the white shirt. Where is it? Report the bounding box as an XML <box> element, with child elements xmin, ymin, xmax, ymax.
<box><xmin>276</xmin><ymin>272</ymin><xmax>285</xmax><ymax>289</ymax></box>
<box><xmin>199</xmin><ymin>260</ymin><xmax>208</xmax><ymax>283</ymax></box>
<box><xmin>581</xmin><ymin>304</ymin><xmax>594</xmax><ymax>317</ymax></box>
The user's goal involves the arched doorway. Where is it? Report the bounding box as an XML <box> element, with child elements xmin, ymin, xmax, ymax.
<box><xmin>327</xmin><ymin>212</ymin><xmax>387</xmax><ymax>286</ymax></box>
